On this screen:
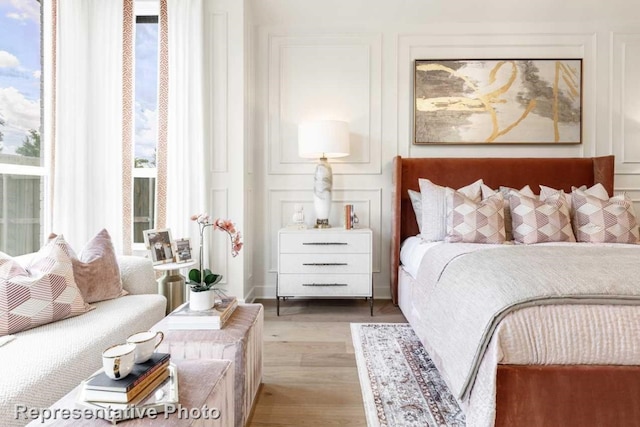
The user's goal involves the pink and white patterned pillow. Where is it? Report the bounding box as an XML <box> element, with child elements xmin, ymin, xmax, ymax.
<box><xmin>0</xmin><ymin>236</ymin><xmax>91</xmax><ymax>336</ymax></box>
<box><xmin>510</xmin><ymin>190</ymin><xmax>575</xmax><ymax>244</ymax></box>
<box><xmin>445</xmin><ymin>190</ymin><xmax>505</xmax><ymax>244</ymax></box>
<box><xmin>571</xmin><ymin>190</ymin><xmax>639</xmax><ymax>244</ymax></box>
<box><xmin>419</xmin><ymin>178</ymin><xmax>483</xmax><ymax>241</ymax></box>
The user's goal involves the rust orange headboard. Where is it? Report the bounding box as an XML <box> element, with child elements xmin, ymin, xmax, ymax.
<box><xmin>390</xmin><ymin>155</ymin><xmax>615</xmax><ymax>304</ymax></box>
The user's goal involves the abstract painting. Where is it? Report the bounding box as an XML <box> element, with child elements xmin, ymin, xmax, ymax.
<box><xmin>414</xmin><ymin>59</ymin><xmax>582</xmax><ymax>144</ymax></box>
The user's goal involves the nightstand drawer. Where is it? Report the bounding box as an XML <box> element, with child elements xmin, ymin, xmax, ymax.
<box><xmin>278</xmin><ymin>274</ymin><xmax>371</xmax><ymax>296</ymax></box>
<box><xmin>279</xmin><ymin>253</ymin><xmax>370</xmax><ymax>274</ymax></box>
<box><xmin>279</xmin><ymin>232</ymin><xmax>370</xmax><ymax>254</ymax></box>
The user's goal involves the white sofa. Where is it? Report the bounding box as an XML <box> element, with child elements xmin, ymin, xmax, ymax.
<box><xmin>0</xmin><ymin>256</ymin><xmax>167</xmax><ymax>427</ymax></box>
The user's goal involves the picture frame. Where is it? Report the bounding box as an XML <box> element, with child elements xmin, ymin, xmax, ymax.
<box><xmin>142</xmin><ymin>228</ymin><xmax>174</xmax><ymax>265</ymax></box>
<box><xmin>173</xmin><ymin>238</ymin><xmax>193</xmax><ymax>263</ymax></box>
<box><xmin>413</xmin><ymin>59</ymin><xmax>582</xmax><ymax>145</ymax></box>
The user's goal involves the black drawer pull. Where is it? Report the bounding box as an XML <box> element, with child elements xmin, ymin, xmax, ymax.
<box><xmin>302</xmin><ymin>242</ymin><xmax>348</xmax><ymax>246</ymax></box>
<box><xmin>302</xmin><ymin>283</ymin><xmax>348</xmax><ymax>287</ymax></box>
<box><xmin>302</xmin><ymin>263</ymin><xmax>348</xmax><ymax>266</ymax></box>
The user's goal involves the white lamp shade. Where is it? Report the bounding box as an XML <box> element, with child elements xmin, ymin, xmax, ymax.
<box><xmin>298</xmin><ymin>120</ymin><xmax>350</xmax><ymax>159</ymax></box>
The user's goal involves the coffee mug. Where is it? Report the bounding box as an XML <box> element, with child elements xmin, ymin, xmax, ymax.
<box><xmin>126</xmin><ymin>331</ymin><xmax>164</xmax><ymax>364</ymax></box>
<box><xmin>102</xmin><ymin>343</ymin><xmax>136</xmax><ymax>380</ymax></box>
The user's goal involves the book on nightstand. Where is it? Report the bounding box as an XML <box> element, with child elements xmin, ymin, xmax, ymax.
<box><xmin>166</xmin><ymin>296</ymin><xmax>238</xmax><ymax>330</ymax></box>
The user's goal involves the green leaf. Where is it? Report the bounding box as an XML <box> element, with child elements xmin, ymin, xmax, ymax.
<box><xmin>188</xmin><ymin>269</ymin><xmax>201</xmax><ymax>283</ymax></box>
<box><xmin>203</xmin><ymin>273</ymin><xmax>222</xmax><ymax>286</ymax></box>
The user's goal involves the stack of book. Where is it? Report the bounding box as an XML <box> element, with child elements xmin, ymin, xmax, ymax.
<box><xmin>81</xmin><ymin>353</ymin><xmax>171</xmax><ymax>404</ymax></box>
<box><xmin>167</xmin><ymin>296</ymin><xmax>238</xmax><ymax>330</ymax></box>
<box><xmin>77</xmin><ymin>352</ymin><xmax>179</xmax><ymax>423</ymax></box>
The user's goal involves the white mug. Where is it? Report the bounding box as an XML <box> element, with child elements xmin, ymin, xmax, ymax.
<box><xmin>102</xmin><ymin>343</ymin><xmax>136</xmax><ymax>380</ymax></box>
<box><xmin>126</xmin><ymin>331</ymin><xmax>164</xmax><ymax>364</ymax></box>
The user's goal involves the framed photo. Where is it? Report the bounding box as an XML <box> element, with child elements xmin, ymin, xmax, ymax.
<box><xmin>143</xmin><ymin>228</ymin><xmax>174</xmax><ymax>265</ymax></box>
<box><xmin>173</xmin><ymin>238</ymin><xmax>193</xmax><ymax>263</ymax></box>
<box><xmin>414</xmin><ymin>59</ymin><xmax>582</xmax><ymax>145</ymax></box>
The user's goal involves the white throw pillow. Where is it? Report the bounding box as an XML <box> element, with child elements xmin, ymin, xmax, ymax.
<box><xmin>408</xmin><ymin>189</ymin><xmax>422</xmax><ymax>232</ymax></box>
<box><xmin>418</xmin><ymin>178</ymin><xmax>483</xmax><ymax>241</ymax></box>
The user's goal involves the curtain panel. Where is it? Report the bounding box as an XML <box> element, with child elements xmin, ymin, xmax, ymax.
<box><xmin>160</xmin><ymin>0</ymin><xmax>207</xmax><ymax>266</ymax></box>
<box><xmin>51</xmin><ymin>0</ymin><xmax>134</xmax><ymax>253</ymax></box>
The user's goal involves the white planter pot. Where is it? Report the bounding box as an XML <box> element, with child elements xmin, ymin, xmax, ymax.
<box><xmin>189</xmin><ymin>289</ymin><xmax>214</xmax><ymax>311</ymax></box>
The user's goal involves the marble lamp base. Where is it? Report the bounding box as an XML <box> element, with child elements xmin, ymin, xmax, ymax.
<box><xmin>314</xmin><ymin>157</ymin><xmax>333</xmax><ymax>228</ymax></box>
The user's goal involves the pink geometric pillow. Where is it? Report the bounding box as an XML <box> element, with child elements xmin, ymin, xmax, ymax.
<box><xmin>571</xmin><ymin>190</ymin><xmax>639</xmax><ymax>244</ymax></box>
<box><xmin>510</xmin><ymin>190</ymin><xmax>576</xmax><ymax>244</ymax></box>
<box><xmin>445</xmin><ymin>190</ymin><xmax>506</xmax><ymax>244</ymax></box>
<box><xmin>0</xmin><ymin>236</ymin><xmax>91</xmax><ymax>336</ymax></box>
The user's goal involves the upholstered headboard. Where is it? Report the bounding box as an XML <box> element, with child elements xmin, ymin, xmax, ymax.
<box><xmin>390</xmin><ymin>155</ymin><xmax>615</xmax><ymax>304</ymax></box>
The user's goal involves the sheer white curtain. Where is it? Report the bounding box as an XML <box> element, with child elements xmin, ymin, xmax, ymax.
<box><xmin>164</xmin><ymin>0</ymin><xmax>207</xmax><ymax>256</ymax></box>
<box><xmin>52</xmin><ymin>0</ymin><xmax>128</xmax><ymax>252</ymax></box>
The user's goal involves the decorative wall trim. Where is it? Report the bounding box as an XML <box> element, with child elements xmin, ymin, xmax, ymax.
<box><xmin>611</xmin><ymin>33</ymin><xmax>640</xmax><ymax>169</ymax></box>
<box><xmin>121</xmin><ymin>0</ymin><xmax>134</xmax><ymax>254</ymax></box>
<box><xmin>210</xmin><ymin>188</ymin><xmax>229</xmax><ymax>285</ymax></box>
<box><xmin>267</xmin><ymin>33</ymin><xmax>382</xmax><ymax>175</ymax></box>
<box><xmin>207</xmin><ymin>11</ymin><xmax>229</xmax><ymax>173</ymax></box>
<box><xmin>156</xmin><ymin>0</ymin><xmax>168</xmax><ymax>229</ymax></box>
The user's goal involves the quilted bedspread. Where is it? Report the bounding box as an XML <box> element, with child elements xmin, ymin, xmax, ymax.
<box><xmin>415</xmin><ymin>244</ymin><xmax>640</xmax><ymax>405</ymax></box>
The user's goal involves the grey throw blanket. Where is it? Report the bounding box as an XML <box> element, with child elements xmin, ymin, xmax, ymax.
<box><xmin>417</xmin><ymin>244</ymin><xmax>640</xmax><ymax>401</ymax></box>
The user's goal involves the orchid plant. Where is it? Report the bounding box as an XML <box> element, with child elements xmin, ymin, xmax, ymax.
<box><xmin>188</xmin><ymin>213</ymin><xmax>243</xmax><ymax>293</ymax></box>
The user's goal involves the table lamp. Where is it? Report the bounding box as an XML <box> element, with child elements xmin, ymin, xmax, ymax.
<box><xmin>298</xmin><ymin>120</ymin><xmax>350</xmax><ymax>228</ymax></box>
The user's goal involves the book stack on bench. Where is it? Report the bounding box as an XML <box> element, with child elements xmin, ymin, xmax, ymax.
<box><xmin>80</xmin><ymin>352</ymin><xmax>171</xmax><ymax>404</ymax></box>
<box><xmin>167</xmin><ymin>296</ymin><xmax>238</xmax><ymax>330</ymax></box>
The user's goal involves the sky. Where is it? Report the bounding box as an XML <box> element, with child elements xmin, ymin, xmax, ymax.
<box><xmin>0</xmin><ymin>0</ymin><xmax>41</xmax><ymax>156</ymax></box>
<box><xmin>0</xmin><ymin>1</ymin><xmax>158</xmax><ymax>163</ymax></box>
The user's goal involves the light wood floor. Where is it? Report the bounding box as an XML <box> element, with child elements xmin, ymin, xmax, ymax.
<box><xmin>247</xmin><ymin>298</ymin><xmax>406</xmax><ymax>426</ymax></box>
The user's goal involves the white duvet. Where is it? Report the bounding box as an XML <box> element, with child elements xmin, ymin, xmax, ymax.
<box><xmin>399</xmin><ymin>237</ymin><xmax>640</xmax><ymax>427</ymax></box>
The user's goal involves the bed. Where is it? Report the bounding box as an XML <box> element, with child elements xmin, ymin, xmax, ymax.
<box><xmin>391</xmin><ymin>155</ymin><xmax>640</xmax><ymax>427</ymax></box>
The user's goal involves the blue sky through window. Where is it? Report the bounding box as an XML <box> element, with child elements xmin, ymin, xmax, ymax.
<box><xmin>134</xmin><ymin>18</ymin><xmax>158</xmax><ymax>166</ymax></box>
<box><xmin>0</xmin><ymin>0</ymin><xmax>41</xmax><ymax>156</ymax></box>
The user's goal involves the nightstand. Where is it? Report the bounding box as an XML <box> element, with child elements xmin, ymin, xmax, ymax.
<box><xmin>277</xmin><ymin>227</ymin><xmax>373</xmax><ymax>316</ymax></box>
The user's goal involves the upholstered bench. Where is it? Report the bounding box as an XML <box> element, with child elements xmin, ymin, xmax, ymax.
<box><xmin>153</xmin><ymin>304</ymin><xmax>264</xmax><ymax>427</ymax></box>
<box><xmin>26</xmin><ymin>359</ymin><xmax>234</xmax><ymax>426</ymax></box>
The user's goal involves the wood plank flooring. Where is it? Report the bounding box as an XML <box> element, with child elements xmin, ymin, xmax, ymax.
<box><xmin>247</xmin><ymin>298</ymin><xmax>406</xmax><ymax>426</ymax></box>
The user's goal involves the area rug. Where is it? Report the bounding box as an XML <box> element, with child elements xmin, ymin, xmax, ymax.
<box><xmin>351</xmin><ymin>323</ymin><xmax>466</xmax><ymax>427</ymax></box>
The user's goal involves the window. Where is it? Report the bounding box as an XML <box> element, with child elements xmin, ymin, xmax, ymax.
<box><xmin>0</xmin><ymin>0</ymin><xmax>43</xmax><ymax>256</ymax></box>
<box><xmin>133</xmin><ymin>14</ymin><xmax>159</xmax><ymax>245</ymax></box>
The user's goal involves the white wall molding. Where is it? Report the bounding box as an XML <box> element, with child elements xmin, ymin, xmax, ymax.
<box><xmin>267</xmin><ymin>33</ymin><xmax>382</xmax><ymax>175</ymax></box>
<box><xmin>611</xmin><ymin>32</ymin><xmax>640</xmax><ymax>173</ymax></box>
<box><xmin>207</xmin><ymin>11</ymin><xmax>229</xmax><ymax>173</ymax></box>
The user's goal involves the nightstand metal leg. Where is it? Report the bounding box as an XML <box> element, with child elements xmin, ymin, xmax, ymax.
<box><xmin>370</xmin><ymin>277</ymin><xmax>374</xmax><ymax>316</ymax></box>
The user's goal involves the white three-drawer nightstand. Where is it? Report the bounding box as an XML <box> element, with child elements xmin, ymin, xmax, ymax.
<box><xmin>277</xmin><ymin>227</ymin><xmax>373</xmax><ymax>316</ymax></box>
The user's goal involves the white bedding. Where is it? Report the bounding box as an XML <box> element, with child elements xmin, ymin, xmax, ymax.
<box><xmin>399</xmin><ymin>238</ymin><xmax>640</xmax><ymax>427</ymax></box>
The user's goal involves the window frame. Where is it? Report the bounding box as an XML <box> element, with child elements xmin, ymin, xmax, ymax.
<box><xmin>132</xmin><ymin>2</ymin><xmax>160</xmax><ymax>252</ymax></box>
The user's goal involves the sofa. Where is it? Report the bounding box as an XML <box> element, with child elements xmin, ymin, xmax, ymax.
<box><xmin>0</xmin><ymin>255</ymin><xmax>166</xmax><ymax>427</ymax></box>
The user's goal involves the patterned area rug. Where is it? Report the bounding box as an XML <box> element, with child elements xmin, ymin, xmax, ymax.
<box><xmin>351</xmin><ymin>323</ymin><xmax>466</xmax><ymax>427</ymax></box>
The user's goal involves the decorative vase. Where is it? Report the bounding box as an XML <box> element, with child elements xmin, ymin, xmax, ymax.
<box><xmin>189</xmin><ymin>289</ymin><xmax>214</xmax><ymax>311</ymax></box>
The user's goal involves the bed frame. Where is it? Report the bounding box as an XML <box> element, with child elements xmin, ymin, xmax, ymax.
<box><xmin>391</xmin><ymin>155</ymin><xmax>640</xmax><ymax>427</ymax></box>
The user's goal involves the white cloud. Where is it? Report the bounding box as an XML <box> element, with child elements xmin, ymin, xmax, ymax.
<box><xmin>135</xmin><ymin>106</ymin><xmax>157</xmax><ymax>160</ymax></box>
<box><xmin>5</xmin><ymin>0</ymin><xmax>39</xmax><ymax>23</ymax></box>
<box><xmin>0</xmin><ymin>50</ymin><xmax>19</xmax><ymax>68</ymax></box>
<box><xmin>32</xmin><ymin>70</ymin><xmax>40</xmax><ymax>79</ymax></box>
<box><xmin>0</xmin><ymin>86</ymin><xmax>40</xmax><ymax>133</ymax></box>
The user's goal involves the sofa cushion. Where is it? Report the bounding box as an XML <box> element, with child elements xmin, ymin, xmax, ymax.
<box><xmin>49</xmin><ymin>230</ymin><xmax>126</xmax><ymax>303</ymax></box>
<box><xmin>0</xmin><ymin>294</ymin><xmax>166</xmax><ymax>426</ymax></box>
<box><xmin>0</xmin><ymin>236</ymin><xmax>91</xmax><ymax>337</ymax></box>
